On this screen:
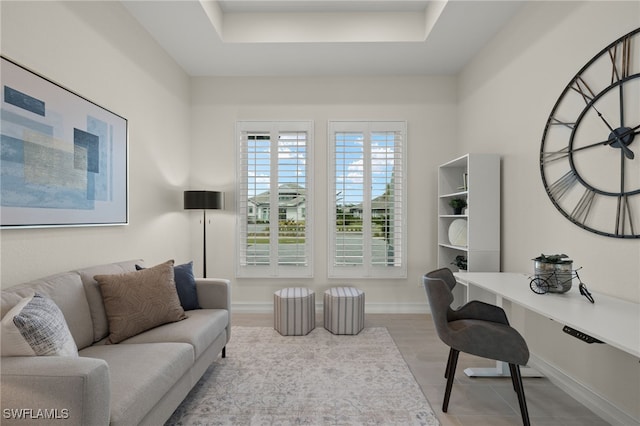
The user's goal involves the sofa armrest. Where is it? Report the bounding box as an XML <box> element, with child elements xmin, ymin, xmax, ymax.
<box><xmin>195</xmin><ymin>278</ymin><xmax>231</xmax><ymax>346</ymax></box>
<box><xmin>1</xmin><ymin>356</ymin><xmax>110</xmax><ymax>426</ymax></box>
<box><xmin>195</xmin><ymin>278</ymin><xmax>231</xmax><ymax>311</ymax></box>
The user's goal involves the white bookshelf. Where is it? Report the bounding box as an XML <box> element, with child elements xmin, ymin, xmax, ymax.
<box><xmin>437</xmin><ymin>154</ymin><xmax>500</xmax><ymax>273</ymax></box>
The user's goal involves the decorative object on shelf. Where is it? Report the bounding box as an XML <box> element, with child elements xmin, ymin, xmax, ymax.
<box><xmin>447</xmin><ymin>218</ymin><xmax>467</xmax><ymax>247</ymax></box>
<box><xmin>448</xmin><ymin>198</ymin><xmax>467</xmax><ymax>215</ymax></box>
<box><xmin>457</xmin><ymin>172</ymin><xmax>468</xmax><ymax>191</ymax></box>
<box><xmin>530</xmin><ymin>253</ymin><xmax>574</xmax><ymax>294</ymax></box>
<box><xmin>184</xmin><ymin>190</ymin><xmax>224</xmax><ymax>278</ymax></box>
<box><xmin>450</xmin><ymin>255</ymin><xmax>467</xmax><ymax>271</ymax></box>
<box><xmin>1</xmin><ymin>56</ymin><xmax>128</xmax><ymax>228</ymax></box>
<box><xmin>540</xmin><ymin>27</ymin><xmax>640</xmax><ymax>238</ymax></box>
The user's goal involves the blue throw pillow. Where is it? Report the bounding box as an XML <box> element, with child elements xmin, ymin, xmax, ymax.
<box><xmin>136</xmin><ymin>261</ymin><xmax>200</xmax><ymax>310</ymax></box>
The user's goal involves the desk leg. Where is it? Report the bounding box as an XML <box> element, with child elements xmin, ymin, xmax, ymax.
<box><xmin>465</xmin><ymin>361</ymin><xmax>543</xmax><ymax>378</ymax></box>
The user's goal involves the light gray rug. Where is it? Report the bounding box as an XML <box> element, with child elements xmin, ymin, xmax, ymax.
<box><xmin>166</xmin><ymin>326</ymin><xmax>440</xmax><ymax>425</ymax></box>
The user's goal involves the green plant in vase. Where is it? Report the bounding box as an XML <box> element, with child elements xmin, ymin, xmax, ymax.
<box><xmin>451</xmin><ymin>255</ymin><xmax>467</xmax><ymax>270</ymax></box>
<box><xmin>449</xmin><ymin>198</ymin><xmax>467</xmax><ymax>215</ymax></box>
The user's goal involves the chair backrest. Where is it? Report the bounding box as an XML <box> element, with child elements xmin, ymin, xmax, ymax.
<box><xmin>422</xmin><ymin>268</ymin><xmax>457</xmax><ymax>344</ymax></box>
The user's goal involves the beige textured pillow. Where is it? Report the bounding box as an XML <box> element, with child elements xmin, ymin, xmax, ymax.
<box><xmin>95</xmin><ymin>260</ymin><xmax>186</xmax><ymax>344</ymax></box>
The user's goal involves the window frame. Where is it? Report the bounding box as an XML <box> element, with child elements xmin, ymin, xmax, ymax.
<box><xmin>328</xmin><ymin>120</ymin><xmax>407</xmax><ymax>279</ymax></box>
<box><xmin>236</xmin><ymin>121</ymin><xmax>314</xmax><ymax>278</ymax></box>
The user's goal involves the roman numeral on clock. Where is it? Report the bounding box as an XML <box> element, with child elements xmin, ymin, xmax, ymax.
<box><xmin>547</xmin><ymin>170</ymin><xmax>577</xmax><ymax>200</ymax></box>
<box><xmin>615</xmin><ymin>195</ymin><xmax>635</xmax><ymax>236</ymax></box>
<box><xmin>570</xmin><ymin>76</ymin><xmax>596</xmax><ymax>105</ymax></box>
<box><xmin>542</xmin><ymin>147</ymin><xmax>570</xmax><ymax>165</ymax></box>
<box><xmin>570</xmin><ymin>188</ymin><xmax>596</xmax><ymax>224</ymax></box>
<box><xmin>549</xmin><ymin>117</ymin><xmax>576</xmax><ymax>130</ymax></box>
<box><xmin>609</xmin><ymin>34</ymin><xmax>632</xmax><ymax>83</ymax></box>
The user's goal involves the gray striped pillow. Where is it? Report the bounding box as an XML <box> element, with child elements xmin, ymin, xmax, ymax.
<box><xmin>3</xmin><ymin>293</ymin><xmax>78</xmax><ymax>357</ymax></box>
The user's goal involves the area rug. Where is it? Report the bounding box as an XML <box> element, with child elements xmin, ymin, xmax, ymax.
<box><xmin>166</xmin><ymin>326</ymin><xmax>440</xmax><ymax>425</ymax></box>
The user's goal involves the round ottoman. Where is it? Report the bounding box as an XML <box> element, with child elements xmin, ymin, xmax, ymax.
<box><xmin>324</xmin><ymin>287</ymin><xmax>365</xmax><ymax>335</ymax></box>
<box><xmin>273</xmin><ymin>288</ymin><xmax>315</xmax><ymax>336</ymax></box>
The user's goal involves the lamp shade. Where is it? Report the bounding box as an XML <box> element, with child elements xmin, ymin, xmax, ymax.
<box><xmin>184</xmin><ymin>190</ymin><xmax>223</xmax><ymax>210</ymax></box>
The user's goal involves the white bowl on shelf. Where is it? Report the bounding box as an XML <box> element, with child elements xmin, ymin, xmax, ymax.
<box><xmin>448</xmin><ymin>218</ymin><xmax>467</xmax><ymax>246</ymax></box>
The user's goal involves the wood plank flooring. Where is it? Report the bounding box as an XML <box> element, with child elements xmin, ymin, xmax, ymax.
<box><xmin>232</xmin><ymin>313</ymin><xmax>609</xmax><ymax>426</ymax></box>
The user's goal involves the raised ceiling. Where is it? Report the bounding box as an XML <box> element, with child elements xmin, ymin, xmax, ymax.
<box><xmin>122</xmin><ymin>0</ymin><xmax>525</xmax><ymax>76</ymax></box>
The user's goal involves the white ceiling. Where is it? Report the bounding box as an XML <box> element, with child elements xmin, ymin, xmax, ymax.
<box><xmin>122</xmin><ymin>0</ymin><xmax>526</xmax><ymax>76</ymax></box>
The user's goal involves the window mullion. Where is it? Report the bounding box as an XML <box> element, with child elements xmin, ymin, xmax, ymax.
<box><xmin>269</xmin><ymin>128</ymin><xmax>279</xmax><ymax>274</ymax></box>
<box><xmin>362</xmin><ymin>127</ymin><xmax>372</xmax><ymax>273</ymax></box>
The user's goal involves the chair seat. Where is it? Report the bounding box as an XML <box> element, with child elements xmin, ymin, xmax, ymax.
<box><xmin>447</xmin><ymin>319</ymin><xmax>529</xmax><ymax>366</ymax></box>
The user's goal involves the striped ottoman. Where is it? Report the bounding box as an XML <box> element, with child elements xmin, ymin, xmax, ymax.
<box><xmin>324</xmin><ymin>287</ymin><xmax>365</xmax><ymax>335</ymax></box>
<box><xmin>273</xmin><ymin>288</ymin><xmax>315</xmax><ymax>336</ymax></box>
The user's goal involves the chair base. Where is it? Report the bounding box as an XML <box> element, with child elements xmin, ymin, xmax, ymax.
<box><xmin>463</xmin><ymin>365</ymin><xmax>543</xmax><ymax>378</ymax></box>
<box><xmin>442</xmin><ymin>348</ymin><xmax>530</xmax><ymax>426</ymax></box>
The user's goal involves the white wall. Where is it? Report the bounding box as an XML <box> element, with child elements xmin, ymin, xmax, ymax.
<box><xmin>2</xmin><ymin>0</ymin><xmax>638</xmax><ymax>421</ymax></box>
<box><xmin>458</xmin><ymin>1</ymin><xmax>640</xmax><ymax>422</ymax></box>
<box><xmin>190</xmin><ymin>75</ymin><xmax>457</xmax><ymax>311</ymax></box>
<box><xmin>0</xmin><ymin>1</ymin><xmax>193</xmax><ymax>287</ymax></box>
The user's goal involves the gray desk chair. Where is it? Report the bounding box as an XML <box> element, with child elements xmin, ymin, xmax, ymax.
<box><xmin>423</xmin><ymin>268</ymin><xmax>531</xmax><ymax>426</ymax></box>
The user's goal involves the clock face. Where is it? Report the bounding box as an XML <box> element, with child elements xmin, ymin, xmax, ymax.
<box><xmin>540</xmin><ymin>28</ymin><xmax>640</xmax><ymax>238</ymax></box>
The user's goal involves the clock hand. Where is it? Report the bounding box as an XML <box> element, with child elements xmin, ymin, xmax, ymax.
<box><xmin>607</xmin><ymin>127</ymin><xmax>635</xmax><ymax>159</ymax></box>
<box><xmin>590</xmin><ymin>103</ymin><xmax>635</xmax><ymax>159</ymax></box>
<box><xmin>569</xmin><ymin>124</ymin><xmax>640</xmax><ymax>154</ymax></box>
<box><xmin>619</xmin><ymin>77</ymin><xmax>625</xmax><ymax>128</ymax></box>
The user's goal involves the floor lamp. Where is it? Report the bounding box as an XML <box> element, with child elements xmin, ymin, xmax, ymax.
<box><xmin>184</xmin><ymin>190</ymin><xmax>224</xmax><ymax>278</ymax></box>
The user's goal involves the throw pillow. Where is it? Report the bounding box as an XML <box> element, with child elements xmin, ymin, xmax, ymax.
<box><xmin>1</xmin><ymin>292</ymin><xmax>78</xmax><ymax>357</ymax></box>
<box><xmin>136</xmin><ymin>261</ymin><xmax>200</xmax><ymax>311</ymax></box>
<box><xmin>95</xmin><ymin>260</ymin><xmax>187</xmax><ymax>344</ymax></box>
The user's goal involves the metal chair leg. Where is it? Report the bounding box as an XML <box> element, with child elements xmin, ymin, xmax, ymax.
<box><xmin>509</xmin><ymin>363</ymin><xmax>530</xmax><ymax>426</ymax></box>
<box><xmin>443</xmin><ymin>348</ymin><xmax>459</xmax><ymax>412</ymax></box>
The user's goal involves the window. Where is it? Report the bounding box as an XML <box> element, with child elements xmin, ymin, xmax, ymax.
<box><xmin>237</xmin><ymin>121</ymin><xmax>313</xmax><ymax>277</ymax></box>
<box><xmin>329</xmin><ymin>121</ymin><xmax>406</xmax><ymax>278</ymax></box>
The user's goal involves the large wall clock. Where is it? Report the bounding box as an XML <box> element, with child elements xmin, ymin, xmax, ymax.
<box><xmin>540</xmin><ymin>27</ymin><xmax>640</xmax><ymax>238</ymax></box>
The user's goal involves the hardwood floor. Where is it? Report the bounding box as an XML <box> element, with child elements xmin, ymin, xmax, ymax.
<box><xmin>232</xmin><ymin>313</ymin><xmax>609</xmax><ymax>426</ymax></box>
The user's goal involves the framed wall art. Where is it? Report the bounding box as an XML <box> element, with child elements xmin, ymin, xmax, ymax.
<box><xmin>1</xmin><ymin>56</ymin><xmax>128</xmax><ymax>228</ymax></box>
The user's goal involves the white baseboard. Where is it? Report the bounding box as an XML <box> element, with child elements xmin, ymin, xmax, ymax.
<box><xmin>528</xmin><ymin>353</ymin><xmax>639</xmax><ymax>426</ymax></box>
<box><xmin>232</xmin><ymin>302</ymin><xmax>429</xmax><ymax>314</ymax></box>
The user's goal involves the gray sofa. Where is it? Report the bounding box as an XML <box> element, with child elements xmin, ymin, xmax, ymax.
<box><xmin>0</xmin><ymin>259</ymin><xmax>231</xmax><ymax>426</ymax></box>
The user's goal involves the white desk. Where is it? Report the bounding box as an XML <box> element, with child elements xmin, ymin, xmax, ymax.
<box><xmin>453</xmin><ymin>272</ymin><xmax>640</xmax><ymax>376</ymax></box>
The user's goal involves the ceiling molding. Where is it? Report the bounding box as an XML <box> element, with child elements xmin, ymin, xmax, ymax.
<box><xmin>121</xmin><ymin>0</ymin><xmax>526</xmax><ymax>76</ymax></box>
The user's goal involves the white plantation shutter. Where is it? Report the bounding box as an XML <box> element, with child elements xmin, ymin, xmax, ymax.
<box><xmin>237</xmin><ymin>121</ymin><xmax>313</xmax><ymax>278</ymax></box>
<box><xmin>329</xmin><ymin>121</ymin><xmax>407</xmax><ymax>278</ymax></box>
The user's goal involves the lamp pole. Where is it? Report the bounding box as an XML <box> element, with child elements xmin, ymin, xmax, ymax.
<box><xmin>184</xmin><ymin>190</ymin><xmax>224</xmax><ymax>279</ymax></box>
<box><xmin>202</xmin><ymin>209</ymin><xmax>207</xmax><ymax>278</ymax></box>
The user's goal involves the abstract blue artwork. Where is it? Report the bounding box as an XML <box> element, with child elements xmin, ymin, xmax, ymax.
<box><xmin>1</xmin><ymin>56</ymin><xmax>128</xmax><ymax>227</ymax></box>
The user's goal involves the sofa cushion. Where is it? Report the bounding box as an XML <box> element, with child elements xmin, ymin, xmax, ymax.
<box><xmin>80</xmin><ymin>342</ymin><xmax>193</xmax><ymax>426</ymax></box>
<box><xmin>1</xmin><ymin>292</ymin><xmax>78</xmax><ymax>357</ymax></box>
<box><xmin>1</xmin><ymin>271</ymin><xmax>94</xmax><ymax>350</ymax></box>
<box><xmin>122</xmin><ymin>309</ymin><xmax>228</xmax><ymax>359</ymax></box>
<box><xmin>76</xmin><ymin>259</ymin><xmax>142</xmax><ymax>343</ymax></box>
<box><xmin>136</xmin><ymin>261</ymin><xmax>200</xmax><ymax>311</ymax></box>
<box><xmin>94</xmin><ymin>260</ymin><xmax>187</xmax><ymax>344</ymax></box>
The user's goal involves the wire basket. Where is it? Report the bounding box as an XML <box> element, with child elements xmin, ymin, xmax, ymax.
<box><xmin>533</xmin><ymin>260</ymin><xmax>573</xmax><ymax>293</ymax></box>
